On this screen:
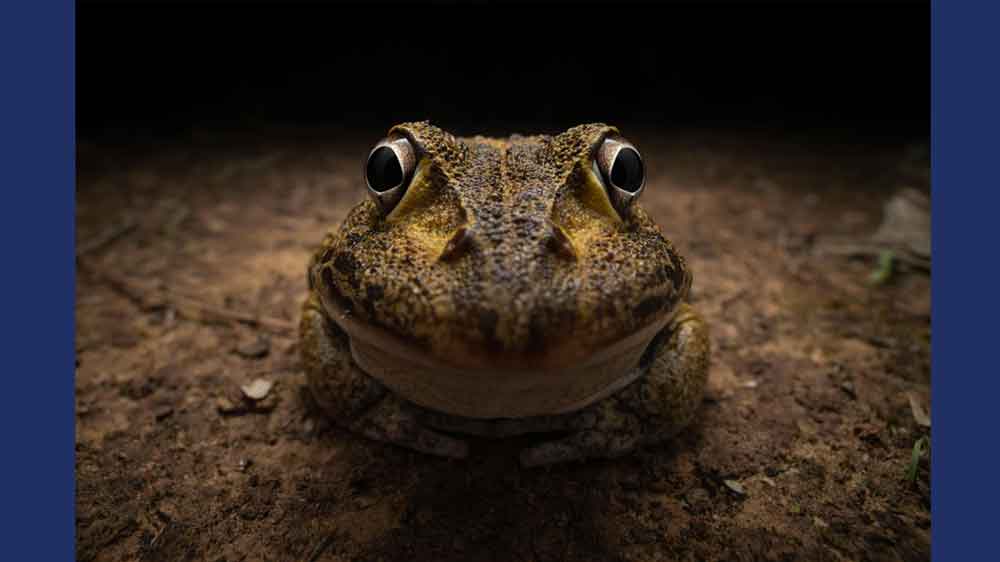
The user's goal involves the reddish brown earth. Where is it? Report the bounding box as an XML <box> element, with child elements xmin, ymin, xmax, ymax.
<box><xmin>75</xmin><ymin>127</ymin><xmax>930</xmax><ymax>562</ymax></box>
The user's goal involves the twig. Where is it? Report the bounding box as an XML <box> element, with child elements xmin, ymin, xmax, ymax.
<box><xmin>302</xmin><ymin>534</ymin><xmax>335</xmax><ymax>562</ymax></box>
<box><xmin>76</xmin><ymin>219</ymin><xmax>138</xmax><ymax>258</ymax></box>
<box><xmin>169</xmin><ymin>291</ymin><xmax>297</xmax><ymax>334</ymax></box>
<box><xmin>162</xmin><ymin>205</ymin><xmax>191</xmax><ymax>234</ymax></box>
<box><xmin>149</xmin><ymin>521</ymin><xmax>170</xmax><ymax>548</ymax></box>
<box><xmin>78</xmin><ymin>257</ymin><xmax>297</xmax><ymax>335</ymax></box>
<box><xmin>719</xmin><ymin>288</ymin><xmax>750</xmax><ymax>312</ymax></box>
<box><xmin>77</xmin><ymin>257</ymin><xmax>158</xmax><ymax>308</ymax></box>
<box><xmin>816</xmin><ymin>241</ymin><xmax>930</xmax><ymax>271</ymax></box>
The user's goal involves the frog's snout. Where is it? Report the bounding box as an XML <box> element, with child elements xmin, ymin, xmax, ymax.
<box><xmin>436</xmin><ymin>216</ymin><xmax>578</xmax><ymax>265</ymax></box>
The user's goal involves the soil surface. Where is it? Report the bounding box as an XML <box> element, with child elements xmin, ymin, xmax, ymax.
<box><xmin>75</xmin><ymin>127</ymin><xmax>931</xmax><ymax>562</ymax></box>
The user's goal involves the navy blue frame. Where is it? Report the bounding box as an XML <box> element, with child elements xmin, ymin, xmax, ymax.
<box><xmin>1</xmin><ymin>0</ymin><xmax>997</xmax><ymax>558</ymax></box>
<box><xmin>0</xmin><ymin>0</ymin><xmax>75</xmax><ymax>558</ymax></box>
<box><xmin>931</xmin><ymin>0</ymin><xmax>1000</xmax><ymax>559</ymax></box>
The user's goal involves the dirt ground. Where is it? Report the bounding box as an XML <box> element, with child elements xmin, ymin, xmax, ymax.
<box><xmin>75</xmin><ymin>126</ymin><xmax>931</xmax><ymax>562</ymax></box>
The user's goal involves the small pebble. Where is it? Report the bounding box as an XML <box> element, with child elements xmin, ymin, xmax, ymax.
<box><xmin>840</xmin><ymin>381</ymin><xmax>857</xmax><ymax>399</ymax></box>
<box><xmin>685</xmin><ymin>487</ymin><xmax>711</xmax><ymax>512</ymax></box>
<box><xmin>797</xmin><ymin>419</ymin><xmax>819</xmax><ymax>436</ymax></box>
<box><xmin>723</xmin><ymin>479</ymin><xmax>747</xmax><ymax>496</ymax></box>
<box><xmin>216</xmin><ymin>396</ymin><xmax>244</xmax><ymax>415</ymax></box>
<box><xmin>236</xmin><ymin>337</ymin><xmax>270</xmax><ymax>359</ymax></box>
<box><xmin>154</xmin><ymin>405</ymin><xmax>174</xmax><ymax>421</ymax></box>
<box><xmin>241</xmin><ymin>379</ymin><xmax>273</xmax><ymax>401</ymax></box>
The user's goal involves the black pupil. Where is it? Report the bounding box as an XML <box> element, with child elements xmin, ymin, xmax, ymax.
<box><xmin>366</xmin><ymin>147</ymin><xmax>403</xmax><ymax>192</ymax></box>
<box><xmin>610</xmin><ymin>148</ymin><xmax>644</xmax><ymax>193</ymax></box>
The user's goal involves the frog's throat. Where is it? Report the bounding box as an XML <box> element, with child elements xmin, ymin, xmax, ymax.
<box><xmin>318</xmin><ymin>288</ymin><xmax>676</xmax><ymax>419</ymax></box>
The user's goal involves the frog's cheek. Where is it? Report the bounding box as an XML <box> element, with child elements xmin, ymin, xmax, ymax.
<box><xmin>385</xmin><ymin>159</ymin><xmax>434</xmax><ymax>224</ymax></box>
<box><xmin>385</xmin><ymin>159</ymin><xmax>470</xmax><ymax>262</ymax></box>
<box><xmin>578</xmin><ymin>161</ymin><xmax>625</xmax><ymax>226</ymax></box>
<box><xmin>549</xmin><ymin>162</ymin><xmax>624</xmax><ymax>257</ymax></box>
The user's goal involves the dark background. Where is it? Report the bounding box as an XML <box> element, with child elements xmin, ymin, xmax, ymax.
<box><xmin>78</xmin><ymin>1</ymin><xmax>928</xmax><ymax>140</ymax></box>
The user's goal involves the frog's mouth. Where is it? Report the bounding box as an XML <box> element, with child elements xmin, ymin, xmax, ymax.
<box><xmin>318</xmin><ymin>285</ymin><xmax>676</xmax><ymax>419</ymax></box>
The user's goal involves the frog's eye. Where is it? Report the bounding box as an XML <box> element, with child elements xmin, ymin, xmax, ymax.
<box><xmin>365</xmin><ymin>137</ymin><xmax>416</xmax><ymax>213</ymax></box>
<box><xmin>594</xmin><ymin>136</ymin><xmax>646</xmax><ymax>215</ymax></box>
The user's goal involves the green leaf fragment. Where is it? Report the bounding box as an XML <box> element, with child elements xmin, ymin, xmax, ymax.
<box><xmin>907</xmin><ymin>436</ymin><xmax>929</xmax><ymax>482</ymax></box>
<box><xmin>868</xmin><ymin>250</ymin><xmax>896</xmax><ymax>285</ymax></box>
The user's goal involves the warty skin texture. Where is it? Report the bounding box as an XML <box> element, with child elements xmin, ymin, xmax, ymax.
<box><xmin>301</xmin><ymin>122</ymin><xmax>710</xmax><ymax>465</ymax></box>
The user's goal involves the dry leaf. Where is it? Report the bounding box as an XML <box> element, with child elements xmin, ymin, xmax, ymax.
<box><xmin>907</xmin><ymin>391</ymin><xmax>931</xmax><ymax>427</ymax></box>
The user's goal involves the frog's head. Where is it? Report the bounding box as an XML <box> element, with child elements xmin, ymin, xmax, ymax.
<box><xmin>310</xmin><ymin>122</ymin><xmax>690</xmax><ymax>415</ymax></box>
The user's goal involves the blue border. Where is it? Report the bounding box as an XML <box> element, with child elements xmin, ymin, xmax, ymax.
<box><xmin>0</xmin><ymin>0</ymin><xmax>75</xmax><ymax>559</ymax></box>
<box><xmin>932</xmin><ymin>0</ymin><xmax>1000</xmax><ymax>559</ymax></box>
<box><xmin>0</xmin><ymin>0</ymin><xmax>995</xmax><ymax>558</ymax></box>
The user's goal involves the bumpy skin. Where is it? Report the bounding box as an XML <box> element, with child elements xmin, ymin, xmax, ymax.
<box><xmin>300</xmin><ymin>122</ymin><xmax>710</xmax><ymax>465</ymax></box>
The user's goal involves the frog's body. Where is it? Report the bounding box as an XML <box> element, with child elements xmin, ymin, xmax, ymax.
<box><xmin>300</xmin><ymin>122</ymin><xmax>709</xmax><ymax>466</ymax></box>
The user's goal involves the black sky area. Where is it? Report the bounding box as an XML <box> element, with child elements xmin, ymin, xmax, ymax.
<box><xmin>77</xmin><ymin>1</ymin><xmax>928</xmax><ymax>140</ymax></box>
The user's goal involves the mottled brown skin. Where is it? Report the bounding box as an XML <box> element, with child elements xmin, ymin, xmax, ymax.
<box><xmin>301</xmin><ymin>122</ymin><xmax>710</xmax><ymax>466</ymax></box>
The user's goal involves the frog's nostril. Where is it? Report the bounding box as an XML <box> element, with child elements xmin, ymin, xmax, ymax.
<box><xmin>438</xmin><ymin>225</ymin><xmax>476</xmax><ymax>262</ymax></box>
<box><xmin>546</xmin><ymin>220</ymin><xmax>577</xmax><ymax>261</ymax></box>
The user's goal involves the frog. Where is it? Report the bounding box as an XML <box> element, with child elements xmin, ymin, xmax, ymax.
<box><xmin>300</xmin><ymin>122</ymin><xmax>709</xmax><ymax>466</ymax></box>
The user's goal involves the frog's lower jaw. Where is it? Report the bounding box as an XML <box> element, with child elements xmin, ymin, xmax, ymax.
<box><xmin>347</xmin><ymin>334</ymin><xmax>653</xmax><ymax>419</ymax></box>
<box><xmin>331</xmin><ymin>307</ymin><xmax>675</xmax><ymax>420</ymax></box>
